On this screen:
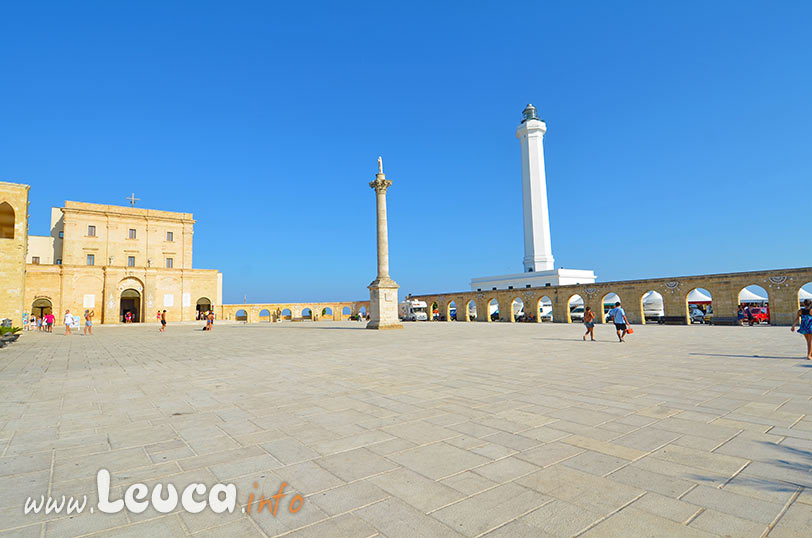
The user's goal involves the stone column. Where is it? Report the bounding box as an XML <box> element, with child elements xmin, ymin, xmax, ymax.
<box><xmin>367</xmin><ymin>158</ymin><xmax>403</xmax><ymax>330</ymax></box>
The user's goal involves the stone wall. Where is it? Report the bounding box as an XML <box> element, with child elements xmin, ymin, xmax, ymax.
<box><xmin>219</xmin><ymin>301</ymin><xmax>371</xmax><ymax>322</ymax></box>
<box><xmin>0</xmin><ymin>182</ymin><xmax>30</xmax><ymax>326</ymax></box>
<box><xmin>412</xmin><ymin>267</ymin><xmax>812</xmax><ymax>326</ymax></box>
<box><xmin>24</xmin><ymin>265</ymin><xmax>220</xmax><ymax>324</ymax></box>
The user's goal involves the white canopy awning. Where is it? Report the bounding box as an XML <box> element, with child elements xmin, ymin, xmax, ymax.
<box><xmin>738</xmin><ymin>288</ymin><xmax>768</xmax><ymax>303</ymax></box>
<box><xmin>800</xmin><ymin>288</ymin><xmax>812</xmax><ymax>300</ymax></box>
<box><xmin>603</xmin><ymin>292</ymin><xmax>620</xmax><ymax>304</ymax></box>
<box><xmin>642</xmin><ymin>291</ymin><xmax>664</xmax><ymax>307</ymax></box>
<box><xmin>688</xmin><ymin>289</ymin><xmax>712</xmax><ymax>302</ymax></box>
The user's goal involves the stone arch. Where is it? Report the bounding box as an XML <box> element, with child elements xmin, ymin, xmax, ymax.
<box><xmin>32</xmin><ymin>297</ymin><xmax>52</xmax><ymax>319</ymax></box>
<box><xmin>430</xmin><ymin>301</ymin><xmax>439</xmax><ymax>321</ymax></box>
<box><xmin>511</xmin><ymin>297</ymin><xmax>524</xmax><ymax>322</ymax></box>
<box><xmin>487</xmin><ymin>298</ymin><xmax>499</xmax><ymax>322</ymax></box>
<box><xmin>259</xmin><ymin>308</ymin><xmax>271</xmax><ymax>322</ymax></box>
<box><xmin>322</xmin><ymin>307</ymin><xmax>333</xmax><ymax>319</ymax></box>
<box><xmin>196</xmin><ymin>297</ymin><xmax>212</xmax><ymax>319</ymax></box>
<box><xmin>686</xmin><ymin>288</ymin><xmax>712</xmax><ymax>324</ymax></box>
<box><xmin>738</xmin><ymin>284</ymin><xmax>769</xmax><ymax>325</ymax></box>
<box><xmin>567</xmin><ymin>294</ymin><xmax>583</xmax><ymax>324</ymax></box>
<box><xmin>235</xmin><ymin>309</ymin><xmax>248</xmax><ymax>321</ymax></box>
<box><xmin>600</xmin><ymin>292</ymin><xmax>621</xmax><ymax>323</ymax></box>
<box><xmin>466</xmin><ymin>299</ymin><xmax>477</xmax><ymax>321</ymax></box>
<box><xmin>0</xmin><ymin>201</ymin><xmax>14</xmax><ymax>239</ymax></box>
<box><xmin>280</xmin><ymin>308</ymin><xmax>292</xmax><ymax>320</ymax></box>
<box><xmin>342</xmin><ymin>306</ymin><xmax>351</xmax><ymax>318</ymax></box>
<box><xmin>538</xmin><ymin>295</ymin><xmax>553</xmax><ymax>323</ymax></box>
<box><xmin>800</xmin><ymin>282</ymin><xmax>812</xmax><ymax>308</ymax></box>
<box><xmin>446</xmin><ymin>300</ymin><xmax>457</xmax><ymax>321</ymax></box>
<box><xmin>641</xmin><ymin>290</ymin><xmax>664</xmax><ymax>324</ymax></box>
<box><xmin>302</xmin><ymin>307</ymin><xmax>313</xmax><ymax>320</ymax></box>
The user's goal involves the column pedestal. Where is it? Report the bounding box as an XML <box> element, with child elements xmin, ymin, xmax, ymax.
<box><xmin>367</xmin><ymin>277</ymin><xmax>402</xmax><ymax>330</ymax></box>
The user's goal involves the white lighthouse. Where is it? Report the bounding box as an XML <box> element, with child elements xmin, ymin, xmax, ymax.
<box><xmin>470</xmin><ymin>104</ymin><xmax>595</xmax><ymax>291</ymax></box>
<box><xmin>517</xmin><ymin>104</ymin><xmax>555</xmax><ymax>273</ymax></box>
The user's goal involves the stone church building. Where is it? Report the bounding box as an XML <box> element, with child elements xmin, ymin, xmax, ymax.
<box><xmin>1</xmin><ymin>181</ymin><xmax>222</xmax><ymax>326</ymax></box>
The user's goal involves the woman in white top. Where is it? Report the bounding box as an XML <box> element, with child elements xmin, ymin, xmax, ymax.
<box><xmin>64</xmin><ymin>310</ymin><xmax>73</xmax><ymax>336</ymax></box>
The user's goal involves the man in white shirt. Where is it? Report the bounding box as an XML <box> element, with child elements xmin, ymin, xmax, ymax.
<box><xmin>64</xmin><ymin>309</ymin><xmax>73</xmax><ymax>336</ymax></box>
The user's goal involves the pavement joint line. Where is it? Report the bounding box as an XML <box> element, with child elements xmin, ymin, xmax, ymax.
<box><xmin>761</xmin><ymin>487</ymin><xmax>802</xmax><ymax>538</ymax></box>
<box><xmin>710</xmin><ymin>429</ymin><xmax>745</xmax><ymax>453</ymax></box>
<box><xmin>572</xmin><ymin>491</ymin><xmax>648</xmax><ymax>537</ymax></box>
<box><xmin>788</xmin><ymin>414</ymin><xmax>805</xmax><ymax>428</ymax></box>
<box><xmin>472</xmin><ymin>498</ymin><xmax>556</xmax><ymax>538</ymax></box>
<box><xmin>677</xmin><ymin>483</ymin><xmax>699</xmax><ymax>501</ymax></box>
<box><xmin>683</xmin><ymin>506</ymin><xmax>704</xmax><ymax>526</ymax></box>
<box><xmin>718</xmin><ymin>461</ymin><xmax>751</xmax><ymax>489</ymax></box>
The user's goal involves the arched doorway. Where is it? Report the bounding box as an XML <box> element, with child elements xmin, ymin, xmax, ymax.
<box><xmin>687</xmin><ymin>288</ymin><xmax>712</xmax><ymax>324</ymax></box>
<box><xmin>467</xmin><ymin>300</ymin><xmax>477</xmax><ymax>321</ymax></box>
<box><xmin>512</xmin><ymin>297</ymin><xmax>525</xmax><ymax>322</ymax></box>
<box><xmin>488</xmin><ymin>299</ymin><xmax>499</xmax><ymax>322</ymax></box>
<box><xmin>196</xmin><ymin>297</ymin><xmax>212</xmax><ymax>320</ymax></box>
<box><xmin>235</xmin><ymin>309</ymin><xmax>248</xmax><ymax>322</ymax></box>
<box><xmin>0</xmin><ymin>201</ymin><xmax>15</xmax><ymax>239</ymax></box>
<box><xmin>538</xmin><ymin>296</ymin><xmax>553</xmax><ymax>322</ymax></box>
<box><xmin>430</xmin><ymin>302</ymin><xmax>439</xmax><ymax>321</ymax></box>
<box><xmin>259</xmin><ymin>309</ymin><xmax>271</xmax><ymax>322</ymax></box>
<box><xmin>601</xmin><ymin>292</ymin><xmax>621</xmax><ymax>323</ymax></box>
<box><xmin>446</xmin><ymin>300</ymin><xmax>457</xmax><ymax>321</ymax></box>
<box><xmin>567</xmin><ymin>294</ymin><xmax>584</xmax><ymax>323</ymax></box>
<box><xmin>120</xmin><ymin>289</ymin><xmax>142</xmax><ymax>323</ymax></box>
<box><xmin>641</xmin><ymin>291</ymin><xmax>664</xmax><ymax>324</ymax></box>
<box><xmin>800</xmin><ymin>282</ymin><xmax>812</xmax><ymax>307</ymax></box>
<box><xmin>738</xmin><ymin>285</ymin><xmax>769</xmax><ymax>325</ymax></box>
<box><xmin>32</xmin><ymin>298</ymin><xmax>52</xmax><ymax>319</ymax></box>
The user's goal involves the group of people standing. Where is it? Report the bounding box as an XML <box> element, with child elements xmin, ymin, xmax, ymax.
<box><xmin>24</xmin><ymin>312</ymin><xmax>55</xmax><ymax>332</ymax></box>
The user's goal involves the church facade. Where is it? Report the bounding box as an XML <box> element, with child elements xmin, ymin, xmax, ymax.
<box><xmin>0</xmin><ymin>181</ymin><xmax>222</xmax><ymax>326</ymax></box>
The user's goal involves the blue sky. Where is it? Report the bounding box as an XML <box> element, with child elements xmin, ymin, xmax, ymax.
<box><xmin>2</xmin><ymin>1</ymin><xmax>810</xmax><ymax>303</ymax></box>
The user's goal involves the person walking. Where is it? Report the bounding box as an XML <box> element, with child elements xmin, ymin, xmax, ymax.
<box><xmin>206</xmin><ymin>311</ymin><xmax>214</xmax><ymax>331</ymax></box>
<box><xmin>737</xmin><ymin>305</ymin><xmax>745</xmax><ymax>325</ymax></box>
<box><xmin>790</xmin><ymin>299</ymin><xmax>812</xmax><ymax>360</ymax></box>
<box><xmin>159</xmin><ymin>310</ymin><xmax>167</xmax><ymax>332</ymax></box>
<box><xmin>607</xmin><ymin>302</ymin><xmax>630</xmax><ymax>342</ymax></box>
<box><xmin>46</xmin><ymin>312</ymin><xmax>55</xmax><ymax>332</ymax></box>
<box><xmin>64</xmin><ymin>309</ymin><xmax>73</xmax><ymax>336</ymax></box>
<box><xmin>83</xmin><ymin>310</ymin><xmax>94</xmax><ymax>336</ymax></box>
<box><xmin>583</xmin><ymin>306</ymin><xmax>596</xmax><ymax>341</ymax></box>
<box><xmin>745</xmin><ymin>305</ymin><xmax>755</xmax><ymax>326</ymax></box>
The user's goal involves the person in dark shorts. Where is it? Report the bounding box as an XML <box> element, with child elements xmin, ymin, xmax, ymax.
<box><xmin>606</xmin><ymin>302</ymin><xmax>629</xmax><ymax>342</ymax></box>
<box><xmin>583</xmin><ymin>306</ymin><xmax>596</xmax><ymax>341</ymax></box>
<box><xmin>159</xmin><ymin>310</ymin><xmax>167</xmax><ymax>332</ymax></box>
<box><xmin>791</xmin><ymin>299</ymin><xmax>812</xmax><ymax>360</ymax></box>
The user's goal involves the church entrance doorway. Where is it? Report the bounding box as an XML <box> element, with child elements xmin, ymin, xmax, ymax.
<box><xmin>120</xmin><ymin>289</ymin><xmax>142</xmax><ymax>323</ymax></box>
<box><xmin>196</xmin><ymin>297</ymin><xmax>212</xmax><ymax>320</ymax></box>
<box><xmin>32</xmin><ymin>298</ymin><xmax>52</xmax><ymax>319</ymax></box>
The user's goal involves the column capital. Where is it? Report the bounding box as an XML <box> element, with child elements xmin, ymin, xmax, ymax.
<box><xmin>369</xmin><ymin>173</ymin><xmax>392</xmax><ymax>193</ymax></box>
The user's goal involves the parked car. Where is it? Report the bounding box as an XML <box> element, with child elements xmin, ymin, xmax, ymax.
<box><xmin>570</xmin><ymin>306</ymin><xmax>584</xmax><ymax>322</ymax></box>
<box><xmin>689</xmin><ymin>306</ymin><xmax>706</xmax><ymax>324</ymax></box>
<box><xmin>743</xmin><ymin>306</ymin><xmax>769</xmax><ymax>324</ymax></box>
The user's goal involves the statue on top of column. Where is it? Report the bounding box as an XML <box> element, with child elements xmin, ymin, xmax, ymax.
<box><xmin>377</xmin><ymin>156</ymin><xmax>383</xmax><ymax>174</ymax></box>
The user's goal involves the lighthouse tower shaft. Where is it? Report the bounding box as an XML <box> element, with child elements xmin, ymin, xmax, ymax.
<box><xmin>516</xmin><ymin>105</ymin><xmax>554</xmax><ymax>272</ymax></box>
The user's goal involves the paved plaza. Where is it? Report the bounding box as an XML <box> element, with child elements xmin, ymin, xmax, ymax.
<box><xmin>1</xmin><ymin>321</ymin><xmax>811</xmax><ymax>537</ymax></box>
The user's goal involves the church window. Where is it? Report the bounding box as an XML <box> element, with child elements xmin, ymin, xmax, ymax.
<box><xmin>166</xmin><ymin>231</ymin><xmax>173</xmax><ymax>241</ymax></box>
<box><xmin>87</xmin><ymin>225</ymin><xmax>96</xmax><ymax>237</ymax></box>
<box><xmin>0</xmin><ymin>202</ymin><xmax>14</xmax><ymax>238</ymax></box>
<box><xmin>127</xmin><ymin>256</ymin><xmax>135</xmax><ymax>267</ymax></box>
<box><xmin>128</xmin><ymin>228</ymin><xmax>137</xmax><ymax>239</ymax></box>
<box><xmin>87</xmin><ymin>254</ymin><xmax>95</xmax><ymax>266</ymax></box>
<box><xmin>32</xmin><ymin>257</ymin><xmax>40</xmax><ymax>264</ymax></box>
<box><xmin>166</xmin><ymin>257</ymin><xmax>173</xmax><ymax>268</ymax></box>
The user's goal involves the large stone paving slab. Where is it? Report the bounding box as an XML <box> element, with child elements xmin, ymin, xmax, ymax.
<box><xmin>1</xmin><ymin>322</ymin><xmax>811</xmax><ymax>537</ymax></box>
